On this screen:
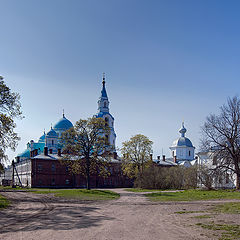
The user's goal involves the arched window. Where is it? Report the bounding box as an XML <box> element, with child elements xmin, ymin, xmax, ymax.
<box><xmin>52</xmin><ymin>140</ymin><xmax>54</xmax><ymax>145</ymax></box>
<box><xmin>105</xmin><ymin>117</ymin><xmax>109</xmax><ymax>127</ymax></box>
<box><xmin>51</xmin><ymin>164</ymin><xmax>56</xmax><ymax>172</ymax></box>
<box><xmin>189</xmin><ymin>151</ymin><xmax>191</xmax><ymax>156</ymax></box>
<box><xmin>104</xmin><ymin>102</ymin><xmax>107</xmax><ymax>108</ymax></box>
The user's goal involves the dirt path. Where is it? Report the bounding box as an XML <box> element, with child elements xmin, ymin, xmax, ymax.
<box><xmin>0</xmin><ymin>189</ymin><xmax>237</xmax><ymax>240</ymax></box>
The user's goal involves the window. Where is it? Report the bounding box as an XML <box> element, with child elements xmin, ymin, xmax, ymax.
<box><xmin>51</xmin><ymin>163</ymin><xmax>56</xmax><ymax>172</ymax></box>
<box><xmin>189</xmin><ymin>151</ymin><xmax>191</xmax><ymax>156</ymax></box>
<box><xmin>66</xmin><ymin>179</ymin><xmax>70</xmax><ymax>185</ymax></box>
<box><xmin>66</xmin><ymin>166</ymin><xmax>69</xmax><ymax>172</ymax></box>
<box><xmin>172</xmin><ymin>151</ymin><xmax>174</xmax><ymax>157</ymax></box>
<box><xmin>104</xmin><ymin>102</ymin><xmax>107</xmax><ymax>108</ymax></box>
<box><xmin>51</xmin><ymin>178</ymin><xmax>55</xmax><ymax>185</ymax></box>
<box><xmin>52</xmin><ymin>140</ymin><xmax>54</xmax><ymax>145</ymax></box>
<box><xmin>37</xmin><ymin>164</ymin><xmax>42</xmax><ymax>171</ymax></box>
<box><xmin>105</xmin><ymin>117</ymin><xmax>109</xmax><ymax>127</ymax></box>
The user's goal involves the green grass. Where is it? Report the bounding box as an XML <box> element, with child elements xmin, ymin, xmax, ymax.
<box><xmin>193</xmin><ymin>214</ymin><xmax>212</xmax><ymax>219</ymax></box>
<box><xmin>0</xmin><ymin>194</ymin><xmax>9</xmax><ymax>209</ymax></box>
<box><xmin>146</xmin><ymin>190</ymin><xmax>240</xmax><ymax>202</ymax></box>
<box><xmin>175</xmin><ymin>210</ymin><xmax>205</xmax><ymax>214</ymax></box>
<box><xmin>213</xmin><ymin>202</ymin><xmax>240</xmax><ymax>214</ymax></box>
<box><xmin>31</xmin><ymin>189</ymin><xmax>120</xmax><ymax>201</ymax></box>
<box><xmin>124</xmin><ymin>188</ymin><xmax>162</xmax><ymax>192</ymax></box>
<box><xmin>196</xmin><ymin>222</ymin><xmax>240</xmax><ymax>240</ymax></box>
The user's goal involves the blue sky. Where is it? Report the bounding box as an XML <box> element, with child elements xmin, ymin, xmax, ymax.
<box><xmin>1</xmin><ymin>0</ymin><xmax>240</xmax><ymax>163</ymax></box>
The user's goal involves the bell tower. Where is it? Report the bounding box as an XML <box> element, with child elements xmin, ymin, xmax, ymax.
<box><xmin>96</xmin><ymin>73</ymin><xmax>116</xmax><ymax>151</ymax></box>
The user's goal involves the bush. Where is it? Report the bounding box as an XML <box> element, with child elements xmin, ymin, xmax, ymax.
<box><xmin>134</xmin><ymin>163</ymin><xmax>197</xmax><ymax>190</ymax></box>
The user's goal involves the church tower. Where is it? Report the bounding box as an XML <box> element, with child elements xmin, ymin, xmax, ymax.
<box><xmin>96</xmin><ymin>74</ymin><xmax>116</xmax><ymax>151</ymax></box>
<box><xmin>169</xmin><ymin>123</ymin><xmax>195</xmax><ymax>162</ymax></box>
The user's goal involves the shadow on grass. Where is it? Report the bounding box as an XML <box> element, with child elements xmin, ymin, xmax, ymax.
<box><xmin>0</xmin><ymin>192</ymin><xmax>115</xmax><ymax>234</ymax></box>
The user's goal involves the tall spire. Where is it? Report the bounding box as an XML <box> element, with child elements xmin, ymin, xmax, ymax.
<box><xmin>98</xmin><ymin>73</ymin><xmax>109</xmax><ymax>112</ymax></box>
<box><xmin>100</xmin><ymin>73</ymin><xmax>108</xmax><ymax>99</ymax></box>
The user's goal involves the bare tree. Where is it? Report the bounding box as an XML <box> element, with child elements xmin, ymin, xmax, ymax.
<box><xmin>201</xmin><ymin>96</ymin><xmax>240</xmax><ymax>189</ymax></box>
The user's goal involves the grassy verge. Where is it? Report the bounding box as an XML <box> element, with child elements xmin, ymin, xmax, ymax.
<box><xmin>124</xmin><ymin>188</ymin><xmax>162</xmax><ymax>192</ymax></box>
<box><xmin>31</xmin><ymin>189</ymin><xmax>120</xmax><ymax>201</ymax></box>
<box><xmin>146</xmin><ymin>189</ymin><xmax>240</xmax><ymax>201</ymax></box>
<box><xmin>196</xmin><ymin>222</ymin><xmax>240</xmax><ymax>240</ymax></box>
<box><xmin>0</xmin><ymin>194</ymin><xmax>9</xmax><ymax>209</ymax></box>
<box><xmin>213</xmin><ymin>202</ymin><xmax>240</xmax><ymax>214</ymax></box>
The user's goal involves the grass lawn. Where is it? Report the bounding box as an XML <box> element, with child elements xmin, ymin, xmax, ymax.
<box><xmin>31</xmin><ymin>189</ymin><xmax>120</xmax><ymax>201</ymax></box>
<box><xmin>213</xmin><ymin>202</ymin><xmax>240</xmax><ymax>214</ymax></box>
<box><xmin>146</xmin><ymin>189</ymin><xmax>240</xmax><ymax>201</ymax></box>
<box><xmin>0</xmin><ymin>194</ymin><xmax>9</xmax><ymax>209</ymax></box>
<box><xmin>196</xmin><ymin>222</ymin><xmax>240</xmax><ymax>240</ymax></box>
<box><xmin>124</xmin><ymin>188</ymin><xmax>162</xmax><ymax>192</ymax></box>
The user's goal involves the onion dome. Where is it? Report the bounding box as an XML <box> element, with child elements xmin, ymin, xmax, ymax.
<box><xmin>171</xmin><ymin>123</ymin><xmax>193</xmax><ymax>147</ymax></box>
<box><xmin>53</xmin><ymin>113</ymin><xmax>73</xmax><ymax>132</ymax></box>
<box><xmin>46</xmin><ymin>127</ymin><xmax>58</xmax><ymax>137</ymax></box>
<box><xmin>38</xmin><ymin>131</ymin><xmax>46</xmax><ymax>143</ymax></box>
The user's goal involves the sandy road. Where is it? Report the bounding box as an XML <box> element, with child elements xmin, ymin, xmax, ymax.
<box><xmin>0</xmin><ymin>189</ymin><xmax>229</xmax><ymax>240</ymax></box>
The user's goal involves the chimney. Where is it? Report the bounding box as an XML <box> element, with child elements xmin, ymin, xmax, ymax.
<box><xmin>113</xmin><ymin>152</ymin><xmax>117</xmax><ymax>159</ymax></box>
<box><xmin>157</xmin><ymin>156</ymin><xmax>160</xmax><ymax>160</ymax></box>
<box><xmin>44</xmin><ymin>147</ymin><xmax>48</xmax><ymax>156</ymax></box>
<box><xmin>150</xmin><ymin>154</ymin><xmax>153</xmax><ymax>161</ymax></box>
<box><xmin>174</xmin><ymin>156</ymin><xmax>177</xmax><ymax>163</ymax></box>
<box><xmin>58</xmin><ymin>149</ymin><xmax>61</xmax><ymax>157</ymax></box>
<box><xmin>163</xmin><ymin>155</ymin><xmax>166</xmax><ymax>161</ymax></box>
<box><xmin>49</xmin><ymin>149</ymin><xmax>53</xmax><ymax>154</ymax></box>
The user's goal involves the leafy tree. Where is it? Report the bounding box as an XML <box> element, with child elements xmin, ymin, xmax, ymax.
<box><xmin>0</xmin><ymin>76</ymin><xmax>22</xmax><ymax>163</ymax></box>
<box><xmin>60</xmin><ymin>117</ymin><xmax>111</xmax><ymax>190</ymax></box>
<box><xmin>201</xmin><ymin>96</ymin><xmax>240</xmax><ymax>189</ymax></box>
<box><xmin>121</xmin><ymin>134</ymin><xmax>153</xmax><ymax>187</ymax></box>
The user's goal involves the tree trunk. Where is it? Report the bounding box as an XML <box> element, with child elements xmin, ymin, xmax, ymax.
<box><xmin>86</xmin><ymin>157</ymin><xmax>91</xmax><ymax>190</ymax></box>
<box><xmin>236</xmin><ymin>173</ymin><xmax>240</xmax><ymax>190</ymax></box>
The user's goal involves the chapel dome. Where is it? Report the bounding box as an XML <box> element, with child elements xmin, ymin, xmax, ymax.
<box><xmin>38</xmin><ymin>133</ymin><xmax>46</xmax><ymax>143</ymax></box>
<box><xmin>172</xmin><ymin>137</ymin><xmax>193</xmax><ymax>147</ymax></box>
<box><xmin>53</xmin><ymin>114</ymin><xmax>73</xmax><ymax>132</ymax></box>
<box><xmin>171</xmin><ymin>123</ymin><xmax>194</xmax><ymax>148</ymax></box>
<box><xmin>46</xmin><ymin>128</ymin><xmax>58</xmax><ymax>137</ymax></box>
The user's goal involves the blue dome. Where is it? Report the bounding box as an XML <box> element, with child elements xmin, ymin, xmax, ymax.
<box><xmin>53</xmin><ymin>115</ymin><xmax>73</xmax><ymax>131</ymax></box>
<box><xmin>38</xmin><ymin>133</ymin><xmax>46</xmax><ymax>143</ymax></box>
<box><xmin>17</xmin><ymin>149</ymin><xmax>30</xmax><ymax>158</ymax></box>
<box><xmin>46</xmin><ymin>128</ymin><xmax>58</xmax><ymax>137</ymax></box>
<box><xmin>172</xmin><ymin>137</ymin><xmax>193</xmax><ymax>147</ymax></box>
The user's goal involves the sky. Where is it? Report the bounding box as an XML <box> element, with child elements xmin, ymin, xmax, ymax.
<box><xmin>1</xmin><ymin>0</ymin><xmax>240</xmax><ymax>164</ymax></box>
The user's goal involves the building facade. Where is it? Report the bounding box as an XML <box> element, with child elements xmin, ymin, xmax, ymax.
<box><xmin>0</xmin><ymin>75</ymin><xmax>133</xmax><ymax>188</ymax></box>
